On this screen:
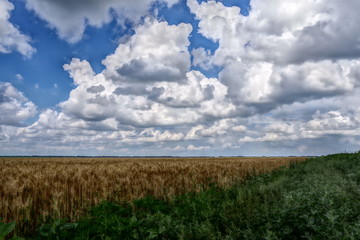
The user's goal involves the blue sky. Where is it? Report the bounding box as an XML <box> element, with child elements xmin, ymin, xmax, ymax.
<box><xmin>1</xmin><ymin>0</ymin><xmax>124</xmax><ymax>109</ymax></box>
<box><xmin>1</xmin><ymin>0</ymin><xmax>232</xmax><ymax>109</ymax></box>
<box><xmin>2</xmin><ymin>0</ymin><xmax>253</xmax><ymax>105</ymax></box>
<box><xmin>1</xmin><ymin>0</ymin><xmax>360</xmax><ymax>156</ymax></box>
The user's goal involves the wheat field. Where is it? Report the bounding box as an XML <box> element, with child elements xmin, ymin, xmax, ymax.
<box><xmin>0</xmin><ymin>156</ymin><xmax>305</xmax><ymax>233</ymax></box>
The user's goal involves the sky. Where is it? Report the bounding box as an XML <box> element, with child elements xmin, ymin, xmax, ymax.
<box><xmin>1</xmin><ymin>0</ymin><xmax>360</xmax><ymax>156</ymax></box>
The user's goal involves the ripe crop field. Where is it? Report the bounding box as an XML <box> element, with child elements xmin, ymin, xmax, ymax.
<box><xmin>0</xmin><ymin>156</ymin><xmax>305</xmax><ymax>233</ymax></box>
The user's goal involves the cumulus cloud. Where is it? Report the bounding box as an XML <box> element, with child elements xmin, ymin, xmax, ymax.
<box><xmin>188</xmin><ymin>0</ymin><xmax>360</xmax><ymax>116</ymax></box>
<box><xmin>220</xmin><ymin>59</ymin><xmax>359</xmax><ymax>113</ymax></box>
<box><xmin>210</xmin><ymin>21</ymin><xmax>360</xmax><ymax>153</ymax></box>
<box><xmin>0</xmin><ymin>82</ymin><xmax>37</xmax><ymax>126</ymax></box>
<box><xmin>188</xmin><ymin>0</ymin><xmax>360</xmax><ymax>65</ymax></box>
<box><xmin>151</xmin><ymin>71</ymin><xmax>220</xmax><ymax>108</ymax></box>
<box><xmin>2</xmin><ymin>18</ymin><xmax>236</xmax><ymax>155</ymax></box>
<box><xmin>60</xmin><ymin>19</ymin><xmax>234</xmax><ymax>127</ymax></box>
<box><xmin>61</xmin><ymin>57</ymin><xmax>231</xmax><ymax>127</ymax></box>
<box><xmin>24</xmin><ymin>0</ymin><xmax>179</xmax><ymax>43</ymax></box>
<box><xmin>103</xmin><ymin>19</ymin><xmax>192</xmax><ymax>83</ymax></box>
<box><xmin>3</xmin><ymin>0</ymin><xmax>360</xmax><ymax>156</ymax></box>
<box><xmin>0</xmin><ymin>0</ymin><xmax>35</xmax><ymax>57</ymax></box>
<box><xmin>191</xmin><ymin>47</ymin><xmax>213</xmax><ymax>70</ymax></box>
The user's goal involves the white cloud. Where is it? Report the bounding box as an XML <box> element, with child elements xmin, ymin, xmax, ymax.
<box><xmin>238</xmin><ymin>107</ymin><xmax>360</xmax><ymax>145</ymax></box>
<box><xmin>0</xmin><ymin>82</ymin><xmax>37</xmax><ymax>126</ymax></box>
<box><xmin>25</xmin><ymin>0</ymin><xmax>179</xmax><ymax>43</ymax></box>
<box><xmin>306</xmin><ymin>111</ymin><xmax>360</xmax><ymax>133</ymax></box>
<box><xmin>15</xmin><ymin>74</ymin><xmax>24</xmax><ymax>82</ymax></box>
<box><xmin>103</xmin><ymin>18</ymin><xmax>192</xmax><ymax>83</ymax></box>
<box><xmin>218</xmin><ymin>59</ymin><xmax>360</xmax><ymax>118</ymax></box>
<box><xmin>3</xmin><ymin>0</ymin><xmax>360</xmax><ymax>156</ymax></box>
<box><xmin>0</xmin><ymin>18</ymin><xmax>237</xmax><ymax>155</ymax></box>
<box><xmin>61</xmin><ymin>57</ymin><xmax>230</xmax><ymax>127</ymax></box>
<box><xmin>187</xmin><ymin>144</ymin><xmax>210</xmax><ymax>151</ymax></box>
<box><xmin>60</xmin><ymin>19</ymin><xmax>233</xmax><ymax>127</ymax></box>
<box><xmin>186</xmin><ymin>118</ymin><xmax>246</xmax><ymax>139</ymax></box>
<box><xmin>188</xmin><ymin>0</ymin><xmax>360</xmax><ymax>116</ymax></box>
<box><xmin>0</xmin><ymin>0</ymin><xmax>35</xmax><ymax>57</ymax></box>
<box><xmin>188</xmin><ymin>0</ymin><xmax>360</xmax><ymax>65</ymax></box>
<box><xmin>103</xmin><ymin>18</ymin><xmax>192</xmax><ymax>82</ymax></box>
<box><xmin>130</xmin><ymin>128</ymin><xmax>185</xmax><ymax>143</ymax></box>
<box><xmin>191</xmin><ymin>47</ymin><xmax>213</xmax><ymax>70</ymax></box>
<box><xmin>239</xmin><ymin>121</ymin><xmax>298</xmax><ymax>143</ymax></box>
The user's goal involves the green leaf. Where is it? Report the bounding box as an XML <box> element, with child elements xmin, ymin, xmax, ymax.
<box><xmin>39</xmin><ymin>224</ymin><xmax>51</xmax><ymax>237</ymax></box>
<box><xmin>148</xmin><ymin>230</ymin><xmax>158</xmax><ymax>239</ymax></box>
<box><xmin>60</xmin><ymin>223</ymin><xmax>78</xmax><ymax>231</ymax></box>
<box><xmin>0</xmin><ymin>221</ymin><xmax>15</xmax><ymax>238</ymax></box>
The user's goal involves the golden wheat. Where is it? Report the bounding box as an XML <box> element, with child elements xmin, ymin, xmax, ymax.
<box><xmin>0</xmin><ymin>156</ymin><xmax>305</xmax><ymax>232</ymax></box>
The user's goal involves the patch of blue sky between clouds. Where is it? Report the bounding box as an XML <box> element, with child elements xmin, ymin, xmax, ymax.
<box><xmin>2</xmin><ymin>0</ymin><xmax>250</xmax><ymax>109</ymax></box>
<box><xmin>1</xmin><ymin>0</ymin><xmax>128</xmax><ymax>110</ymax></box>
<box><xmin>158</xmin><ymin>0</ymin><xmax>250</xmax><ymax>78</ymax></box>
<box><xmin>221</xmin><ymin>0</ymin><xmax>251</xmax><ymax>16</ymax></box>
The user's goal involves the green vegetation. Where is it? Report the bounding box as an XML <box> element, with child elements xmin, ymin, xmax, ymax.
<box><xmin>21</xmin><ymin>152</ymin><xmax>360</xmax><ymax>239</ymax></box>
<box><xmin>0</xmin><ymin>220</ymin><xmax>23</xmax><ymax>240</ymax></box>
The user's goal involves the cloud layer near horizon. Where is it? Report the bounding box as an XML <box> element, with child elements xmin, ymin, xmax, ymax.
<box><xmin>1</xmin><ymin>0</ymin><xmax>360</xmax><ymax>156</ymax></box>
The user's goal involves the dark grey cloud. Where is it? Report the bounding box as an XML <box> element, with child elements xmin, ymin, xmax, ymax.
<box><xmin>117</xmin><ymin>58</ymin><xmax>186</xmax><ymax>82</ymax></box>
<box><xmin>269</xmin><ymin>80</ymin><xmax>346</xmax><ymax>106</ymax></box>
<box><xmin>147</xmin><ymin>87</ymin><xmax>165</xmax><ymax>100</ymax></box>
<box><xmin>113</xmin><ymin>86</ymin><xmax>148</xmax><ymax>96</ymax></box>
<box><xmin>70</xmin><ymin>111</ymin><xmax>110</xmax><ymax>122</ymax></box>
<box><xmin>285</xmin><ymin>22</ymin><xmax>360</xmax><ymax>64</ymax></box>
<box><xmin>147</xmin><ymin>85</ymin><xmax>215</xmax><ymax>108</ymax></box>
<box><xmin>87</xmin><ymin>85</ymin><xmax>105</xmax><ymax>94</ymax></box>
<box><xmin>87</xmin><ymin>94</ymin><xmax>115</xmax><ymax>106</ymax></box>
<box><xmin>30</xmin><ymin>0</ymin><xmax>106</xmax><ymax>11</ymax></box>
<box><xmin>203</xmin><ymin>85</ymin><xmax>215</xmax><ymax>101</ymax></box>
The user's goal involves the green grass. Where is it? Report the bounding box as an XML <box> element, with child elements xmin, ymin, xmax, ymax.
<box><xmin>20</xmin><ymin>152</ymin><xmax>360</xmax><ymax>239</ymax></box>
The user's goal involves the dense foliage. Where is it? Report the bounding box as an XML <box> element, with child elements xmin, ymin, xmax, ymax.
<box><xmin>17</xmin><ymin>153</ymin><xmax>360</xmax><ymax>239</ymax></box>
